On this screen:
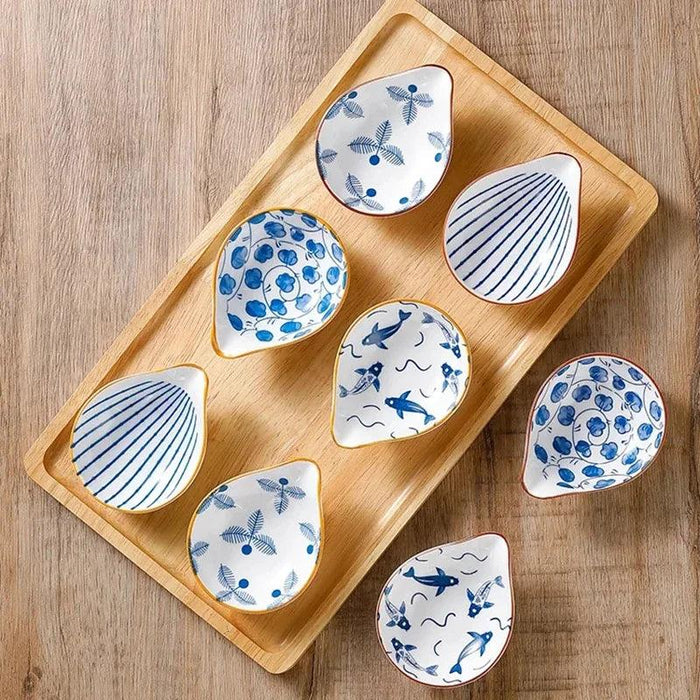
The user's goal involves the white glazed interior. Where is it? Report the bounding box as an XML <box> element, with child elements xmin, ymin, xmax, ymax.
<box><xmin>71</xmin><ymin>365</ymin><xmax>207</xmax><ymax>512</ymax></box>
<box><xmin>444</xmin><ymin>153</ymin><xmax>581</xmax><ymax>304</ymax></box>
<box><xmin>522</xmin><ymin>354</ymin><xmax>666</xmax><ymax>498</ymax></box>
<box><xmin>376</xmin><ymin>533</ymin><xmax>513</xmax><ymax>687</ymax></box>
<box><xmin>332</xmin><ymin>300</ymin><xmax>470</xmax><ymax>448</ymax></box>
<box><xmin>189</xmin><ymin>460</ymin><xmax>322</xmax><ymax>613</ymax></box>
<box><xmin>316</xmin><ymin>65</ymin><xmax>452</xmax><ymax>216</ymax></box>
<box><xmin>213</xmin><ymin>209</ymin><xmax>349</xmax><ymax>358</ymax></box>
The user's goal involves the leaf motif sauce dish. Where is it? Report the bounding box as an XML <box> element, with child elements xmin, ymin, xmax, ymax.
<box><xmin>316</xmin><ymin>65</ymin><xmax>453</xmax><ymax>216</ymax></box>
<box><xmin>213</xmin><ymin>209</ymin><xmax>349</xmax><ymax>358</ymax></box>
<box><xmin>70</xmin><ymin>365</ymin><xmax>208</xmax><ymax>512</ymax></box>
<box><xmin>444</xmin><ymin>153</ymin><xmax>581</xmax><ymax>304</ymax></box>
<box><xmin>522</xmin><ymin>353</ymin><xmax>666</xmax><ymax>498</ymax></box>
<box><xmin>331</xmin><ymin>300</ymin><xmax>470</xmax><ymax>448</ymax></box>
<box><xmin>188</xmin><ymin>459</ymin><xmax>322</xmax><ymax>613</ymax></box>
<box><xmin>376</xmin><ymin>533</ymin><xmax>513</xmax><ymax>687</ymax></box>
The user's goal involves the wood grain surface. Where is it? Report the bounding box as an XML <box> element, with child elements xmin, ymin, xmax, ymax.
<box><xmin>3</xmin><ymin>0</ymin><xmax>698</xmax><ymax>698</ymax></box>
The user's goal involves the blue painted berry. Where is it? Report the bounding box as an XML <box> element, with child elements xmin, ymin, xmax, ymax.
<box><xmin>366</xmin><ymin>188</ymin><xmax>377</xmax><ymax>197</ymax></box>
<box><xmin>238</xmin><ymin>578</ymin><xmax>249</xmax><ymax>588</ymax></box>
<box><xmin>271</xmin><ymin>589</ymin><xmax>281</xmax><ymax>598</ymax></box>
<box><xmin>279</xmin><ymin>477</ymin><xmax>289</xmax><ymax>485</ymax></box>
<box><xmin>369</xmin><ymin>154</ymin><xmax>380</xmax><ymax>165</ymax></box>
<box><xmin>408</xmin><ymin>84</ymin><xmax>417</xmax><ymax>93</ymax></box>
<box><xmin>242</xmin><ymin>544</ymin><xmax>252</xmax><ymax>555</ymax></box>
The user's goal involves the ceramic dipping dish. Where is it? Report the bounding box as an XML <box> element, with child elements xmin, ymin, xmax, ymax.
<box><xmin>70</xmin><ymin>364</ymin><xmax>208</xmax><ymax>513</ymax></box>
<box><xmin>316</xmin><ymin>65</ymin><xmax>453</xmax><ymax>216</ymax></box>
<box><xmin>188</xmin><ymin>459</ymin><xmax>322</xmax><ymax>613</ymax></box>
<box><xmin>212</xmin><ymin>209</ymin><xmax>349</xmax><ymax>358</ymax></box>
<box><xmin>376</xmin><ymin>533</ymin><xmax>513</xmax><ymax>687</ymax></box>
<box><xmin>522</xmin><ymin>353</ymin><xmax>666</xmax><ymax>498</ymax></box>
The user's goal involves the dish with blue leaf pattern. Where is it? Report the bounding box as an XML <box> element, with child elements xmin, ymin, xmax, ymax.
<box><xmin>522</xmin><ymin>353</ymin><xmax>666</xmax><ymax>498</ymax></box>
<box><xmin>376</xmin><ymin>532</ymin><xmax>513</xmax><ymax>687</ymax></box>
<box><xmin>212</xmin><ymin>209</ymin><xmax>349</xmax><ymax>358</ymax></box>
<box><xmin>188</xmin><ymin>459</ymin><xmax>323</xmax><ymax>613</ymax></box>
<box><xmin>316</xmin><ymin>65</ymin><xmax>453</xmax><ymax>216</ymax></box>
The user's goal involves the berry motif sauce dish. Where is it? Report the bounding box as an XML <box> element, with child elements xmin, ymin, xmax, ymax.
<box><xmin>70</xmin><ymin>365</ymin><xmax>208</xmax><ymax>513</ymax></box>
<box><xmin>522</xmin><ymin>353</ymin><xmax>666</xmax><ymax>498</ymax></box>
<box><xmin>213</xmin><ymin>209</ymin><xmax>349</xmax><ymax>358</ymax></box>
<box><xmin>316</xmin><ymin>65</ymin><xmax>453</xmax><ymax>216</ymax></box>
<box><xmin>188</xmin><ymin>459</ymin><xmax>322</xmax><ymax>613</ymax></box>
<box><xmin>331</xmin><ymin>299</ymin><xmax>470</xmax><ymax>448</ymax></box>
<box><xmin>444</xmin><ymin>153</ymin><xmax>581</xmax><ymax>304</ymax></box>
<box><xmin>376</xmin><ymin>533</ymin><xmax>513</xmax><ymax>687</ymax></box>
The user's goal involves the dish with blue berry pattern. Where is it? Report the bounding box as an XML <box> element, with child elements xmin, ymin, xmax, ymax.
<box><xmin>212</xmin><ymin>209</ymin><xmax>349</xmax><ymax>358</ymax></box>
<box><xmin>522</xmin><ymin>353</ymin><xmax>666</xmax><ymax>498</ymax></box>
<box><xmin>316</xmin><ymin>65</ymin><xmax>453</xmax><ymax>216</ymax></box>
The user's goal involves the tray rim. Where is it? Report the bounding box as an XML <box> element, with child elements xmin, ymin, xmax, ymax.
<box><xmin>23</xmin><ymin>0</ymin><xmax>659</xmax><ymax>674</ymax></box>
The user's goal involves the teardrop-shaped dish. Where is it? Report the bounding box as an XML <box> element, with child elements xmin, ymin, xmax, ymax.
<box><xmin>212</xmin><ymin>209</ymin><xmax>349</xmax><ymax>358</ymax></box>
<box><xmin>444</xmin><ymin>153</ymin><xmax>581</xmax><ymax>304</ymax></box>
<box><xmin>316</xmin><ymin>65</ymin><xmax>453</xmax><ymax>216</ymax></box>
<box><xmin>188</xmin><ymin>459</ymin><xmax>322</xmax><ymax>613</ymax></box>
<box><xmin>331</xmin><ymin>299</ymin><xmax>470</xmax><ymax>448</ymax></box>
<box><xmin>70</xmin><ymin>364</ymin><xmax>208</xmax><ymax>512</ymax></box>
<box><xmin>376</xmin><ymin>533</ymin><xmax>513</xmax><ymax>687</ymax></box>
<box><xmin>522</xmin><ymin>353</ymin><xmax>666</xmax><ymax>498</ymax></box>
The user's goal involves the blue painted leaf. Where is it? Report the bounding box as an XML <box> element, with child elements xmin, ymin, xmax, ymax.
<box><xmin>535</xmin><ymin>405</ymin><xmax>550</xmax><ymax>426</ymax></box>
<box><xmin>244</xmin><ymin>267</ymin><xmax>263</xmax><ymax>289</ymax></box>
<box><xmin>582</xmin><ymin>465</ymin><xmax>604</xmax><ymax>477</ymax></box>
<box><xmin>650</xmin><ymin>400</ymin><xmax>662</xmax><ymax>421</ymax></box>
<box><xmin>550</xmin><ymin>382</ymin><xmax>568</xmax><ymax>402</ymax></box>
<box><xmin>593</xmin><ymin>478</ymin><xmax>616</xmax><ymax>489</ymax></box>
<box><xmin>219</xmin><ymin>273</ymin><xmax>235</xmax><ymax>295</ymax></box>
<box><xmin>230</xmin><ymin>245</ymin><xmax>248</xmax><ymax>269</ymax></box>
<box><xmin>534</xmin><ymin>444</ymin><xmax>548</xmax><ymax>464</ymax></box>
<box><xmin>227</xmin><ymin>314</ymin><xmax>243</xmax><ymax>331</ymax></box>
<box><xmin>594</xmin><ymin>394</ymin><xmax>613</xmax><ymax>411</ymax></box>
<box><xmin>255</xmin><ymin>330</ymin><xmax>273</xmax><ymax>342</ymax></box>
<box><xmin>628</xmin><ymin>367</ymin><xmax>643</xmax><ymax>381</ymax></box>
<box><xmin>575</xmin><ymin>440</ymin><xmax>592</xmax><ymax>457</ymax></box>
<box><xmin>600</xmin><ymin>441</ymin><xmax>618</xmax><ymax>459</ymax></box>
<box><xmin>217</xmin><ymin>564</ymin><xmax>237</xmax><ymax>590</ymax></box>
<box><xmin>638</xmin><ymin>423</ymin><xmax>653</xmax><ymax>440</ymax></box>
<box><xmin>280</xmin><ymin>321</ymin><xmax>302</xmax><ymax>333</ymax></box>
<box><xmin>558</xmin><ymin>405</ymin><xmax>575</xmax><ymax>426</ymax></box>
<box><xmin>278</xmin><ymin>249</ymin><xmax>298</xmax><ymax>266</ymax></box>
<box><xmin>558</xmin><ymin>468</ymin><xmax>575</xmax><ymax>482</ymax></box>
<box><xmin>245</xmin><ymin>300</ymin><xmax>266</xmax><ymax>318</ymax></box>
<box><xmin>553</xmin><ymin>436</ymin><xmax>572</xmax><ymax>455</ymax></box>
<box><xmin>254</xmin><ymin>243</ymin><xmax>273</xmax><ymax>263</ymax></box>
<box><xmin>572</xmin><ymin>385</ymin><xmax>592</xmax><ymax>402</ymax></box>
<box><xmin>589</xmin><ymin>366</ymin><xmax>608</xmax><ymax>382</ymax></box>
<box><xmin>248</xmin><ymin>509</ymin><xmax>264</xmax><ymax>536</ymax></box>
<box><xmin>220</xmin><ymin>525</ymin><xmax>247</xmax><ymax>544</ymax></box>
<box><xmin>253</xmin><ymin>533</ymin><xmax>277</xmax><ymax>555</ymax></box>
<box><xmin>264</xmin><ymin>221</ymin><xmax>286</xmax><ymax>238</ymax></box>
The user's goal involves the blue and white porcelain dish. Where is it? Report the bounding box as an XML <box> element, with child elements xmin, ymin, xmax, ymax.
<box><xmin>188</xmin><ymin>459</ymin><xmax>322</xmax><ymax>613</ymax></box>
<box><xmin>444</xmin><ymin>153</ymin><xmax>581</xmax><ymax>304</ymax></box>
<box><xmin>212</xmin><ymin>209</ymin><xmax>349</xmax><ymax>358</ymax></box>
<box><xmin>522</xmin><ymin>353</ymin><xmax>666</xmax><ymax>498</ymax></box>
<box><xmin>316</xmin><ymin>65</ymin><xmax>453</xmax><ymax>216</ymax></box>
<box><xmin>71</xmin><ymin>365</ymin><xmax>208</xmax><ymax>512</ymax></box>
<box><xmin>332</xmin><ymin>300</ymin><xmax>470</xmax><ymax>448</ymax></box>
<box><xmin>376</xmin><ymin>533</ymin><xmax>513</xmax><ymax>688</ymax></box>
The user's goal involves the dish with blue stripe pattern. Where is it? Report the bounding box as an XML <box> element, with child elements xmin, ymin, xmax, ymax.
<box><xmin>443</xmin><ymin>153</ymin><xmax>581</xmax><ymax>304</ymax></box>
<box><xmin>70</xmin><ymin>365</ymin><xmax>208</xmax><ymax>512</ymax></box>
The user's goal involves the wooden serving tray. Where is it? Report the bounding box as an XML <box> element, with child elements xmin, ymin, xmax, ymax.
<box><xmin>24</xmin><ymin>0</ymin><xmax>657</xmax><ymax>673</ymax></box>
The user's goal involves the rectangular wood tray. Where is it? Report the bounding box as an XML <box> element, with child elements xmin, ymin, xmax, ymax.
<box><xmin>24</xmin><ymin>0</ymin><xmax>658</xmax><ymax>673</ymax></box>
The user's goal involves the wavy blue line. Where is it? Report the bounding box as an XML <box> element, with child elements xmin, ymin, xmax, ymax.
<box><xmin>450</xmin><ymin>551</ymin><xmax>488</xmax><ymax>562</ymax></box>
<box><xmin>340</xmin><ymin>342</ymin><xmax>362</xmax><ymax>359</ymax></box>
<box><xmin>421</xmin><ymin>612</ymin><xmax>456</xmax><ymax>628</ymax></box>
<box><xmin>433</xmin><ymin>640</ymin><xmax>442</xmax><ymax>656</ymax></box>
<box><xmin>414</xmin><ymin>331</ymin><xmax>425</xmax><ymax>347</ymax></box>
<box><xmin>347</xmin><ymin>415</ymin><xmax>384</xmax><ymax>428</ymax></box>
<box><xmin>362</xmin><ymin>403</ymin><xmax>381</xmax><ymax>411</ymax></box>
<box><xmin>396</xmin><ymin>359</ymin><xmax>431</xmax><ymax>372</ymax></box>
<box><xmin>490</xmin><ymin>616</ymin><xmax>512</xmax><ymax>631</ymax></box>
<box><xmin>460</xmin><ymin>569</ymin><xmax>478</xmax><ymax>575</ymax></box>
<box><xmin>410</xmin><ymin>591</ymin><xmax>428</xmax><ymax>604</ymax></box>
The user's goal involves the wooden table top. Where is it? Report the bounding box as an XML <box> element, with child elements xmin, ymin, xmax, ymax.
<box><xmin>4</xmin><ymin>1</ymin><xmax>698</xmax><ymax>698</ymax></box>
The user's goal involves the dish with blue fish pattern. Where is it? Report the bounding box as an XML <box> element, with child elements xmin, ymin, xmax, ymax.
<box><xmin>522</xmin><ymin>353</ymin><xmax>666</xmax><ymax>498</ymax></box>
<box><xmin>212</xmin><ymin>209</ymin><xmax>349</xmax><ymax>358</ymax></box>
<box><xmin>70</xmin><ymin>364</ymin><xmax>208</xmax><ymax>513</ymax></box>
<box><xmin>188</xmin><ymin>459</ymin><xmax>322</xmax><ymax>613</ymax></box>
<box><xmin>444</xmin><ymin>153</ymin><xmax>581</xmax><ymax>304</ymax></box>
<box><xmin>376</xmin><ymin>533</ymin><xmax>513</xmax><ymax>688</ymax></box>
<box><xmin>316</xmin><ymin>65</ymin><xmax>453</xmax><ymax>216</ymax></box>
<box><xmin>331</xmin><ymin>300</ymin><xmax>470</xmax><ymax>448</ymax></box>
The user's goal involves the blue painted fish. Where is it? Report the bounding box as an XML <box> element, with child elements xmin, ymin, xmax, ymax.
<box><xmin>338</xmin><ymin>362</ymin><xmax>383</xmax><ymax>398</ymax></box>
<box><xmin>441</xmin><ymin>362</ymin><xmax>464</xmax><ymax>396</ymax></box>
<box><xmin>449</xmin><ymin>631</ymin><xmax>493</xmax><ymax>674</ymax></box>
<box><xmin>467</xmin><ymin>576</ymin><xmax>504</xmax><ymax>618</ymax></box>
<box><xmin>391</xmin><ymin>638</ymin><xmax>438</xmax><ymax>677</ymax></box>
<box><xmin>385</xmin><ymin>391</ymin><xmax>435</xmax><ymax>425</ymax></box>
<box><xmin>384</xmin><ymin>593</ymin><xmax>411</xmax><ymax>630</ymax></box>
<box><xmin>423</xmin><ymin>312</ymin><xmax>461</xmax><ymax>358</ymax></box>
<box><xmin>362</xmin><ymin>309</ymin><xmax>411</xmax><ymax>350</ymax></box>
<box><xmin>403</xmin><ymin>566</ymin><xmax>459</xmax><ymax>596</ymax></box>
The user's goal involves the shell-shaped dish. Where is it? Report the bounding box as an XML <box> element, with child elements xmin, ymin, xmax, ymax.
<box><xmin>522</xmin><ymin>353</ymin><xmax>666</xmax><ymax>498</ymax></box>
<box><xmin>188</xmin><ymin>459</ymin><xmax>322</xmax><ymax>613</ymax></box>
<box><xmin>444</xmin><ymin>153</ymin><xmax>581</xmax><ymax>304</ymax></box>
<box><xmin>71</xmin><ymin>365</ymin><xmax>208</xmax><ymax>512</ymax></box>
<box><xmin>376</xmin><ymin>533</ymin><xmax>513</xmax><ymax>687</ymax></box>
<box><xmin>332</xmin><ymin>300</ymin><xmax>470</xmax><ymax>448</ymax></box>
<box><xmin>316</xmin><ymin>65</ymin><xmax>453</xmax><ymax>216</ymax></box>
<box><xmin>213</xmin><ymin>209</ymin><xmax>349</xmax><ymax>358</ymax></box>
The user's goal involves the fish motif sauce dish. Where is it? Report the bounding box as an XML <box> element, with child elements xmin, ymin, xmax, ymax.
<box><xmin>188</xmin><ymin>459</ymin><xmax>322</xmax><ymax>613</ymax></box>
<box><xmin>522</xmin><ymin>354</ymin><xmax>666</xmax><ymax>498</ymax></box>
<box><xmin>70</xmin><ymin>365</ymin><xmax>208</xmax><ymax>512</ymax></box>
<box><xmin>316</xmin><ymin>65</ymin><xmax>453</xmax><ymax>216</ymax></box>
<box><xmin>376</xmin><ymin>533</ymin><xmax>513</xmax><ymax>687</ymax></box>
<box><xmin>213</xmin><ymin>209</ymin><xmax>349</xmax><ymax>358</ymax></box>
<box><xmin>332</xmin><ymin>300</ymin><xmax>470</xmax><ymax>448</ymax></box>
<box><xmin>444</xmin><ymin>153</ymin><xmax>581</xmax><ymax>304</ymax></box>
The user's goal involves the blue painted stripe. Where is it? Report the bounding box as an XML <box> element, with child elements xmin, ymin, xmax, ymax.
<box><xmin>110</xmin><ymin>400</ymin><xmax>194</xmax><ymax>508</ymax></box>
<box><xmin>158</xmin><ymin>415</ymin><xmax>199</xmax><ymax>505</ymax></box>
<box><xmin>454</xmin><ymin>171</ymin><xmax>531</xmax><ymax>211</ymax></box>
<box><xmin>77</xmin><ymin>387</ymin><xmax>183</xmax><ymax>479</ymax></box>
<box><xmin>81</xmin><ymin>379</ymin><xmax>156</xmax><ymax>414</ymax></box>
<box><xmin>93</xmin><ymin>393</ymin><xmax>190</xmax><ymax>500</ymax></box>
<box><xmin>72</xmin><ymin>382</ymin><xmax>171</xmax><ymax>447</ymax></box>
<box><xmin>541</xmin><ymin>206</ymin><xmax>574</xmax><ymax>290</ymax></box>
<box><xmin>73</xmin><ymin>385</ymin><xmax>181</xmax><ymax>463</ymax></box>
<box><xmin>446</xmin><ymin>172</ymin><xmax>551</xmax><ymax>247</ymax></box>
